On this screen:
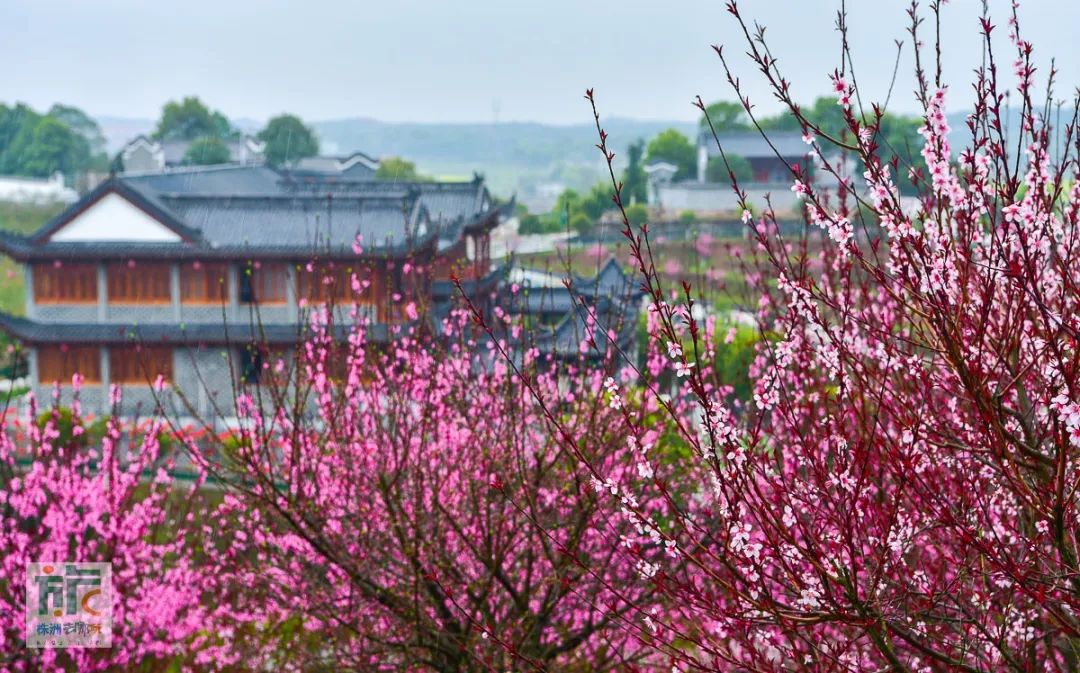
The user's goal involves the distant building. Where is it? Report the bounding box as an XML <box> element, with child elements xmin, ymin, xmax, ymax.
<box><xmin>0</xmin><ymin>163</ymin><xmax>507</xmax><ymax>416</ymax></box>
<box><xmin>647</xmin><ymin>130</ymin><xmax>811</xmax><ymax>215</ymax></box>
<box><xmin>292</xmin><ymin>152</ymin><xmax>380</xmax><ymax>180</ymax></box>
<box><xmin>0</xmin><ymin>173</ymin><xmax>78</xmax><ymax>205</ymax></box>
<box><xmin>521</xmin><ymin>182</ymin><xmax>566</xmax><ymax>215</ymax></box>
<box><xmin>119</xmin><ymin>135</ymin><xmax>266</xmax><ymax>173</ymax></box>
<box><xmin>498</xmin><ymin>258</ymin><xmax>641</xmax><ymax>363</ymax></box>
<box><xmin>694</xmin><ymin>130</ymin><xmax>807</xmax><ymax>184</ymax></box>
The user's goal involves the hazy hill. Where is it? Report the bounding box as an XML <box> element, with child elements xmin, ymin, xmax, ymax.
<box><xmin>313</xmin><ymin>117</ymin><xmax>693</xmax><ymax>165</ymax></box>
<box><xmin>97</xmin><ymin>115</ymin><xmax>695</xmax><ymax>204</ymax></box>
<box><xmin>96</xmin><ymin>108</ymin><xmax>1054</xmax><ymax>209</ymax></box>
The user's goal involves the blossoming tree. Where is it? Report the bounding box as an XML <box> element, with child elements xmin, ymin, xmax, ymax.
<box><xmin>0</xmin><ymin>383</ymin><xmax>242</xmax><ymax>671</ymax></box>
<box><xmin>541</xmin><ymin>1</ymin><xmax>1080</xmax><ymax>669</ymax></box>
<box><xmin>210</xmin><ymin>300</ymin><xmax>687</xmax><ymax>672</ymax></box>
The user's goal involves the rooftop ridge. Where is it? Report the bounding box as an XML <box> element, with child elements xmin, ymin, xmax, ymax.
<box><xmin>120</xmin><ymin>163</ymin><xmax>280</xmax><ymax>179</ymax></box>
<box><xmin>156</xmin><ymin>191</ymin><xmax>414</xmax><ymax>203</ymax></box>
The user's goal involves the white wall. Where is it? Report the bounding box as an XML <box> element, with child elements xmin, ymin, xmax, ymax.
<box><xmin>0</xmin><ymin>173</ymin><xmax>77</xmax><ymax>204</ymax></box>
<box><xmin>50</xmin><ymin>192</ymin><xmax>182</xmax><ymax>243</ymax></box>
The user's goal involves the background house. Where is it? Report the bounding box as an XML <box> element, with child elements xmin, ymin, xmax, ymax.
<box><xmin>0</xmin><ymin>162</ymin><xmax>506</xmax><ymax>417</ymax></box>
<box><xmin>647</xmin><ymin>130</ymin><xmax>810</xmax><ymax>215</ymax></box>
<box><xmin>119</xmin><ymin>135</ymin><xmax>267</xmax><ymax>172</ymax></box>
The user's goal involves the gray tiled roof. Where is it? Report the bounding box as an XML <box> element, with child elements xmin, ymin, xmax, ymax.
<box><xmin>531</xmin><ymin>297</ymin><xmax>638</xmax><ymax>359</ymax></box>
<box><xmin>123</xmin><ymin>165</ymin><xmax>285</xmax><ymax>195</ymax></box>
<box><xmin>699</xmin><ymin>130</ymin><xmax>808</xmax><ymax>160</ymax></box>
<box><xmin>282</xmin><ymin>179</ymin><xmax>489</xmax><ymax>220</ymax></box>
<box><xmin>158</xmin><ymin>137</ymin><xmax>264</xmax><ymax>166</ymax></box>
<box><xmin>159</xmin><ymin>194</ymin><xmax>428</xmax><ymax>252</ymax></box>
<box><xmin>0</xmin><ymin>165</ymin><xmax>500</xmax><ymax>262</ymax></box>
<box><xmin>293</xmin><ymin>152</ymin><xmax>379</xmax><ymax>177</ymax></box>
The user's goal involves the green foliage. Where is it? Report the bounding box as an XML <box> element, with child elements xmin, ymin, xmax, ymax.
<box><xmin>646</xmin><ymin>129</ymin><xmax>696</xmax><ymax>180</ymax></box>
<box><xmin>579</xmin><ymin>182</ymin><xmax>613</xmax><ymax>220</ymax></box>
<box><xmin>706</xmin><ymin>153</ymin><xmax>753</xmax><ymax>183</ymax></box>
<box><xmin>376</xmin><ymin>156</ymin><xmax>426</xmax><ymax>181</ymax></box>
<box><xmin>679</xmin><ymin>210</ymin><xmax>697</xmax><ymax>225</ymax></box>
<box><xmin>878</xmin><ymin>116</ymin><xmax>923</xmax><ymax>195</ymax></box>
<box><xmin>693</xmin><ymin>96</ymin><xmax>924</xmax><ymax>192</ymax></box>
<box><xmin>519</xmin><ymin>211</ymin><xmax>563</xmax><ymax>235</ymax></box>
<box><xmin>699</xmin><ymin>101</ymin><xmax>750</xmax><ymax>131</ymax></box>
<box><xmin>0</xmin><ymin>102</ymin><xmax>106</xmax><ymax>179</ymax></box>
<box><xmin>0</xmin><ymin>200</ymin><xmax>65</xmax><ymax>235</ymax></box>
<box><xmin>621</xmin><ymin>139</ymin><xmax>647</xmax><ymax>205</ymax></box>
<box><xmin>257</xmin><ymin>114</ymin><xmax>320</xmax><ymax>167</ymax></box>
<box><xmin>0</xmin><ymin>336</ymin><xmax>26</xmax><ymax>380</ymax></box>
<box><xmin>0</xmin><ymin>201</ymin><xmax>64</xmax><ymax>318</ymax></box>
<box><xmin>624</xmin><ymin>203</ymin><xmax>649</xmax><ymax>227</ymax></box>
<box><xmin>714</xmin><ymin>323</ymin><xmax>759</xmax><ymax>402</ymax></box>
<box><xmin>48</xmin><ymin>104</ymin><xmax>107</xmax><ymax>158</ymax></box>
<box><xmin>153</xmin><ymin>96</ymin><xmax>234</xmax><ymax>141</ymax></box>
<box><xmin>182</xmin><ymin>137</ymin><xmax>231</xmax><ymax>166</ymax></box>
<box><xmin>36</xmin><ymin>408</ymin><xmax>111</xmax><ymax>448</ymax></box>
<box><xmin>570</xmin><ymin>212</ymin><xmax>593</xmax><ymax>237</ymax></box>
<box><xmin>555</xmin><ymin>188</ymin><xmax>580</xmax><ymax>218</ymax></box>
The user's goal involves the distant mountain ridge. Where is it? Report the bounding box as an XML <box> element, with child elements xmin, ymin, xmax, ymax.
<box><xmin>97</xmin><ymin>115</ymin><xmax>697</xmax><ymax>202</ymax></box>
<box><xmin>97</xmin><ymin>110</ymin><xmax>1051</xmax><ymax>205</ymax></box>
<box><xmin>311</xmin><ymin>117</ymin><xmax>697</xmax><ymax>166</ymax></box>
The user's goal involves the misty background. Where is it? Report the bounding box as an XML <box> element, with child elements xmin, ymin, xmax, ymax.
<box><xmin>3</xmin><ymin>0</ymin><xmax>1078</xmax><ymax>198</ymax></box>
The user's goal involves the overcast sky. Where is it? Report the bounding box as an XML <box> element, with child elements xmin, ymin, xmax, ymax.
<box><xmin>2</xmin><ymin>0</ymin><xmax>1078</xmax><ymax>125</ymax></box>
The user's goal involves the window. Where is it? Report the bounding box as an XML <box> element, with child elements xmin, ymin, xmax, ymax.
<box><xmin>109</xmin><ymin>346</ymin><xmax>173</xmax><ymax>385</ymax></box>
<box><xmin>239</xmin><ymin>262</ymin><xmax>288</xmax><ymax>304</ymax></box>
<box><xmin>37</xmin><ymin>346</ymin><xmax>101</xmax><ymax>384</ymax></box>
<box><xmin>238</xmin><ymin>344</ymin><xmax>264</xmax><ymax>385</ymax></box>
<box><xmin>107</xmin><ymin>262</ymin><xmax>171</xmax><ymax>303</ymax></box>
<box><xmin>298</xmin><ymin>263</ymin><xmax>369</xmax><ymax>304</ymax></box>
<box><xmin>180</xmin><ymin>262</ymin><xmax>228</xmax><ymax>304</ymax></box>
<box><xmin>33</xmin><ymin>263</ymin><xmax>98</xmax><ymax>304</ymax></box>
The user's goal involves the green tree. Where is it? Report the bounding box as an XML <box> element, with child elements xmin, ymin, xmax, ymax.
<box><xmin>570</xmin><ymin>212</ymin><xmax>593</xmax><ymax>237</ymax></box>
<box><xmin>705</xmin><ymin>154</ymin><xmax>753</xmax><ymax>183</ymax></box>
<box><xmin>0</xmin><ymin>105</ymin><xmax>37</xmax><ymax>175</ymax></box>
<box><xmin>183</xmin><ymin>137</ymin><xmax>232</xmax><ymax>165</ymax></box>
<box><xmin>646</xmin><ymin>129</ymin><xmax>696</xmax><ymax>181</ymax></box>
<box><xmin>375</xmin><ymin>156</ymin><xmax>424</xmax><ymax>181</ymax></box>
<box><xmin>699</xmin><ymin>101</ymin><xmax>750</xmax><ymax>131</ymax></box>
<box><xmin>878</xmin><ymin>115</ymin><xmax>923</xmax><ymax>194</ymax></box>
<box><xmin>47</xmin><ymin>104</ymin><xmax>106</xmax><ymax>155</ymax></box>
<box><xmin>621</xmin><ymin>139</ymin><xmax>647</xmax><ymax>204</ymax></box>
<box><xmin>0</xmin><ymin>102</ymin><xmax>109</xmax><ymax>178</ymax></box>
<box><xmin>554</xmin><ymin>188</ymin><xmax>581</xmax><ymax>220</ymax></box>
<box><xmin>713</xmin><ymin>323</ymin><xmax>758</xmax><ymax>402</ymax></box>
<box><xmin>153</xmin><ymin>96</ymin><xmax>233</xmax><ymax>141</ymax></box>
<box><xmin>257</xmin><ymin>114</ymin><xmax>319</xmax><ymax>167</ymax></box>
<box><xmin>579</xmin><ymin>183</ymin><xmax>613</xmax><ymax>220</ymax></box>
<box><xmin>679</xmin><ymin>210</ymin><xmax>697</xmax><ymax>225</ymax></box>
<box><xmin>624</xmin><ymin>203</ymin><xmax>649</xmax><ymax>227</ymax></box>
<box><xmin>20</xmin><ymin>117</ymin><xmax>82</xmax><ymax>178</ymax></box>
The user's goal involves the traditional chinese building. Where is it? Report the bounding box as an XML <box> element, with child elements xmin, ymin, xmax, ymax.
<box><xmin>646</xmin><ymin>131</ymin><xmax>811</xmax><ymax>215</ymax></box>
<box><xmin>0</xmin><ymin>163</ymin><xmax>506</xmax><ymax>415</ymax></box>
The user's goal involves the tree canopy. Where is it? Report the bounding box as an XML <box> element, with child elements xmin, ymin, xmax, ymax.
<box><xmin>153</xmin><ymin>96</ymin><xmax>234</xmax><ymax>141</ymax></box>
<box><xmin>375</xmin><ymin>156</ymin><xmax>426</xmax><ymax>181</ymax></box>
<box><xmin>0</xmin><ymin>102</ymin><xmax>107</xmax><ymax>179</ymax></box>
<box><xmin>256</xmin><ymin>114</ymin><xmax>319</xmax><ymax>167</ymax></box>
<box><xmin>705</xmin><ymin>153</ymin><xmax>752</xmax><ymax>183</ymax></box>
<box><xmin>182</xmin><ymin>137</ymin><xmax>232</xmax><ymax>166</ymax></box>
<box><xmin>621</xmin><ymin>139</ymin><xmax>647</xmax><ymax>205</ymax></box>
<box><xmin>645</xmin><ymin>129</ymin><xmax>696</xmax><ymax>180</ymax></box>
<box><xmin>698</xmin><ymin>100</ymin><xmax>750</xmax><ymax>131</ymax></box>
<box><xmin>693</xmin><ymin>95</ymin><xmax>924</xmax><ymax>192</ymax></box>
